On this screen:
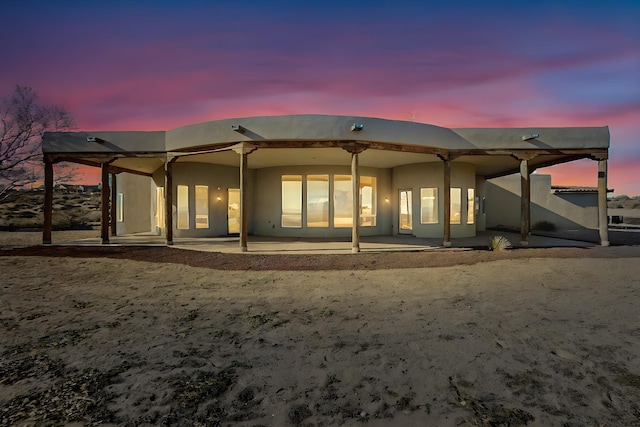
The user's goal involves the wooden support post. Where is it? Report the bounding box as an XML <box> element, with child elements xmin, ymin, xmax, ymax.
<box><xmin>100</xmin><ymin>163</ymin><xmax>110</xmax><ymax>245</ymax></box>
<box><xmin>165</xmin><ymin>159</ymin><xmax>174</xmax><ymax>245</ymax></box>
<box><xmin>443</xmin><ymin>159</ymin><xmax>451</xmax><ymax>247</ymax></box>
<box><xmin>351</xmin><ymin>151</ymin><xmax>360</xmax><ymax>253</ymax></box>
<box><xmin>240</xmin><ymin>152</ymin><xmax>249</xmax><ymax>252</ymax></box>
<box><xmin>520</xmin><ymin>159</ymin><xmax>531</xmax><ymax>246</ymax></box>
<box><xmin>342</xmin><ymin>142</ymin><xmax>367</xmax><ymax>253</ymax></box>
<box><xmin>43</xmin><ymin>159</ymin><xmax>53</xmax><ymax>245</ymax></box>
<box><xmin>231</xmin><ymin>143</ymin><xmax>257</xmax><ymax>252</ymax></box>
<box><xmin>110</xmin><ymin>173</ymin><xmax>117</xmax><ymax>236</ymax></box>
<box><xmin>597</xmin><ymin>158</ymin><xmax>610</xmax><ymax>246</ymax></box>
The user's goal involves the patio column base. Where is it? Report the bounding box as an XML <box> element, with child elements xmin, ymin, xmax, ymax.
<box><xmin>443</xmin><ymin>241</ymin><xmax>451</xmax><ymax>247</ymax></box>
<box><xmin>351</xmin><ymin>247</ymin><xmax>360</xmax><ymax>253</ymax></box>
<box><xmin>520</xmin><ymin>240</ymin><xmax>529</xmax><ymax>246</ymax></box>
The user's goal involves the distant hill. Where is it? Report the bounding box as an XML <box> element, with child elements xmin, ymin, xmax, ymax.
<box><xmin>608</xmin><ymin>195</ymin><xmax>640</xmax><ymax>209</ymax></box>
<box><xmin>0</xmin><ymin>188</ymin><xmax>101</xmax><ymax>230</ymax></box>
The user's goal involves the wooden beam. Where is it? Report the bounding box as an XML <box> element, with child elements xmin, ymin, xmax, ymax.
<box><xmin>43</xmin><ymin>159</ymin><xmax>54</xmax><ymax>245</ymax></box>
<box><xmin>351</xmin><ymin>151</ymin><xmax>360</xmax><ymax>253</ymax></box>
<box><xmin>597</xmin><ymin>158</ymin><xmax>610</xmax><ymax>246</ymax></box>
<box><xmin>110</xmin><ymin>173</ymin><xmax>117</xmax><ymax>236</ymax></box>
<box><xmin>165</xmin><ymin>159</ymin><xmax>174</xmax><ymax>245</ymax></box>
<box><xmin>239</xmin><ymin>152</ymin><xmax>249</xmax><ymax>252</ymax></box>
<box><xmin>100</xmin><ymin>163</ymin><xmax>110</xmax><ymax>244</ymax></box>
<box><xmin>484</xmin><ymin>154</ymin><xmax>590</xmax><ymax>180</ymax></box>
<box><xmin>520</xmin><ymin>160</ymin><xmax>530</xmax><ymax>245</ymax></box>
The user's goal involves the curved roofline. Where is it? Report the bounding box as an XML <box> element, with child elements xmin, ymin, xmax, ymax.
<box><xmin>164</xmin><ymin>114</ymin><xmax>475</xmax><ymax>151</ymax></box>
<box><xmin>42</xmin><ymin>114</ymin><xmax>609</xmax><ymax>158</ymax></box>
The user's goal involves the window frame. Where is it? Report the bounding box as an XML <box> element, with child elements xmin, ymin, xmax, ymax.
<box><xmin>195</xmin><ymin>185</ymin><xmax>209</xmax><ymax>229</ymax></box>
<box><xmin>420</xmin><ymin>187</ymin><xmax>438</xmax><ymax>224</ymax></box>
<box><xmin>281</xmin><ymin>175</ymin><xmax>303</xmax><ymax>228</ymax></box>
<box><xmin>177</xmin><ymin>185</ymin><xmax>189</xmax><ymax>229</ymax></box>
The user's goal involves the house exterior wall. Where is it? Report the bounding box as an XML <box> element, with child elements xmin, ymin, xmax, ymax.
<box><xmin>486</xmin><ymin>174</ymin><xmax>599</xmax><ymax>230</ymax></box>
<box><xmin>392</xmin><ymin>162</ymin><xmax>476</xmax><ymax>238</ymax></box>
<box><xmin>115</xmin><ymin>173</ymin><xmax>152</xmax><ymax>235</ymax></box>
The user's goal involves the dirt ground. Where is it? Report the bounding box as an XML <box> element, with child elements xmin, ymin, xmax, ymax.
<box><xmin>1</xmin><ymin>235</ymin><xmax>640</xmax><ymax>426</ymax></box>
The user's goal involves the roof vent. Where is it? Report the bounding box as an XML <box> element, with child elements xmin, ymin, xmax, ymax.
<box><xmin>522</xmin><ymin>134</ymin><xmax>539</xmax><ymax>141</ymax></box>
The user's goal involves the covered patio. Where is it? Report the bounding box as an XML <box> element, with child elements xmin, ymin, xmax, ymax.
<box><xmin>46</xmin><ymin>230</ymin><xmax>595</xmax><ymax>255</ymax></box>
<box><xmin>41</xmin><ymin>115</ymin><xmax>611</xmax><ymax>251</ymax></box>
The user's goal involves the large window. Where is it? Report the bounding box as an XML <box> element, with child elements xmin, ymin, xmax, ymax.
<box><xmin>177</xmin><ymin>185</ymin><xmax>189</xmax><ymax>229</ymax></box>
<box><xmin>282</xmin><ymin>174</ymin><xmax>377</xmax><ymax>229</ymax></box>
<box><xmin>467</xmin><ymin>189</ymin><xmax>475</xmax><ymax>224</ymax></box>
<box><xmin>450</xmin><ymin>188</ymin><xmax>461</xmax><ymax>224</ymax></box>
<box><xmin>420</xmin><ymin>188</ymin><xmax>438</xmax><ymax>223</ymax></box>
<box><xmin>360</xmin><ymin>176</ymin><xmax>376</xmax><ymax>226</ymax></box>
<box><xmin>282</xmin><ymin>175</ymin><xmax>302</xmax><ymax>227</ymax></box>
<box><xmin>307</xmin><ymin>175</ymin><xmax>329</xmax><ymax>227</ymax></box>
<box><xmin>333</xmin><ymin>175</ymin><xmax>353</xmax><ymax>227</ymax></box>
<box><xmin>195</xmin><ymin>185</ymin><xmax>209</xmax><ymax>229</ymax></box>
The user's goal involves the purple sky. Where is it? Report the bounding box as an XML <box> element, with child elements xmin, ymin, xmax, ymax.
<box><xmin>2</xmin><ymin>1</ymin><xmax>638</xmax><ymax>194</ymax></box>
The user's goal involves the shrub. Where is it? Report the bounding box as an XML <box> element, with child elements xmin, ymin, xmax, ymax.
<box><xmin>489</xmin><ymin>235</ymin><xmax>512</xmax><ymax>251</ymax></box>
<box><xmin>533</xmin><ymin>220</ymin><xmax>556</xmax><ymax>231</ymax></box>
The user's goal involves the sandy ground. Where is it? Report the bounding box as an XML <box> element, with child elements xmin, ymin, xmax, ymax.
<box><xmin>1</xmin><ymin>234</ymin><xmax>640</xmax><ymax>426</ymax></box>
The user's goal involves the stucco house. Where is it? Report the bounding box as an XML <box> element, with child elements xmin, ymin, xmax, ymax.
<box><xmin>41</xmin><ymin>115</ymin><xmax>611</xmax><ymax>251</ymax></box>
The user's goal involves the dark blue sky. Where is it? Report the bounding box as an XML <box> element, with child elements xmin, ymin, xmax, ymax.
<box><xmin>1</xmin><ymin>0</ymin><xmax>638</xmax><ymax>193</ymax></box>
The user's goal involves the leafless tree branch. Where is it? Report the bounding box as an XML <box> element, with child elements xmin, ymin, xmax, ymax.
<box><xmin>0</xmin><ymin>86</ymin><xmax>77</xmax><ymax>200</ymax></box>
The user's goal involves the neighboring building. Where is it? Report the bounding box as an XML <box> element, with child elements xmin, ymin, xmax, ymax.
<box><xmin>486</xmin><ymin>174</ymin><xmax>608</xmax><ymax>231</ymax></box>
<box><xmin>41</xmin><ymin>115</ymin><xmax>611</xmax><ymax>250</ymax></box>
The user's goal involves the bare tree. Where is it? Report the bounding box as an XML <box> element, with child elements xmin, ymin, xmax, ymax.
<box><xmin>0</xmin><ymin>85</ymin><xmax>76</xmax><ymax>200</ymax></box>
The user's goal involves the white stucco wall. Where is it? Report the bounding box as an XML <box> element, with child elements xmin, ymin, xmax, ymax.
<box><xmin>485</xmin><ymin>174</ymin><xmax>599</xmax><ymax>230</ymax></box>
<box><xmin>392</xmin><ymin>162</ymin><xmax>476</xmax><ymax>238</ymax></box>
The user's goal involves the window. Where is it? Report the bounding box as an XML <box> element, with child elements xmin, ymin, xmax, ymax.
<box><xmin>195</xmin><ymin>185</ymin><xmax>209</xmax><ymax>229</ymax></box>
<box><xmin>360</xmin><ymin>176</ymin><xmax>376</xmax><ymax>226</ymax></box>
<box><xmin>177</xmin><ymin>185</ymin><xmax>189</xmax><ymax>229</ymax></box>
<box><xmin>116</xmin><ymin>193</ymin><xmax>124</xmax><ymax>222</ymax></box>
<box><xmin>467</xmin><ymin>188</ymin><xmax>475</xmax><ymax>224</ymax></box>
<box><xmin>333</xmin><ymin>175</ymin><xmax>352</xmax><ymax>227</ymax></box>
<box><xmin>307</xmin><ymin>175</ymin><xmax>329</xmax><ymax>227</ymax></box>
<box><xmin>420</xmin><ymin>188</ymin><xmax>438</xmax><ymax>223</ymax></box>
<box><xmin>282</xmin><ymin>175</ymin><xmax>302</xmax><ymax>227</ymax></box>
<box><xmin>155</xmin><ymin>187</ymin><xmax>165</xmax><ymax>228</ymax></box>
<box><xmin>450</xmin><ymin>188</ymin><xmax>461</xmax><ymax>224</ymax></box>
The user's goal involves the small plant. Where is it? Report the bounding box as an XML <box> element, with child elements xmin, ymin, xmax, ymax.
<box><xmin>533</xmin><ymin>220</ymin><xmax>556</xmax><ymax>231</ymax></box>
<box><xmin>488</xmin><ymin>235</ymin><xmax>512</xmax><ymax>251</ymax></box>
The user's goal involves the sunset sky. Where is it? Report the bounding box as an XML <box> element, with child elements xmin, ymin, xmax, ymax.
<box><xmin>1</xmin><ymin>1</ymin><xmax>638</xmax><ymax>195</ymax></box>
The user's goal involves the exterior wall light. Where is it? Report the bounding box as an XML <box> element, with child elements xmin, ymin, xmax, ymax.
<box><xmin>522</xmin><ymin>134</ymin><xmax>539</xmax><ymax>141</ymax></box>
<box><xmin>351</xmin><ymin>123</ymin><xmax>364</xmax><ymax>132</ymax></box>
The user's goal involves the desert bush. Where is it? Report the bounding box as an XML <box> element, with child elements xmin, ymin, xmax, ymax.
<box><xmin>489</xmin><ymin>235</ymin><xmax>512</xmax><ymax>251</ymax></box>
<box><xmin>533</xmin><ymin>220</ymin><xmax>556</xmax><ymax>231</ymax></box>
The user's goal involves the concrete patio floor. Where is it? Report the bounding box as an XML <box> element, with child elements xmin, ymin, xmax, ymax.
<box><xmin>58</xmin><ymin>230</ymin><xmax>597</xmax><ymax>255</ymax></box>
